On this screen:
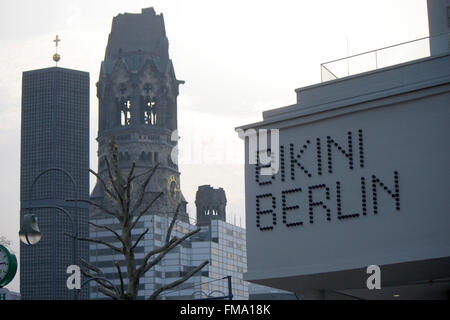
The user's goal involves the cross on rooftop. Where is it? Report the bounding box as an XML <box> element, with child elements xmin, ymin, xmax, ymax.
<box><xmin>54</xmin><ymin>35</ymin><xmax>61</xmax><ymax>47</ymax></box>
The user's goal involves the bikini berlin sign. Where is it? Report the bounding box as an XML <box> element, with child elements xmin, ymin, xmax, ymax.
<box><xmin>239</xmin><ymin>128</ymin><xmax>400</xmax><ymax>231</ymax></box>
<box><xmin>239</xmin><ymin>58</ymin><xmax>450</xmax><ymax>289</ymax></box>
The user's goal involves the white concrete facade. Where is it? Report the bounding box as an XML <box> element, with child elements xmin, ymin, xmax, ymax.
<box><xmin>89</xmin><ymin>215</ymin><xmax>249</xmax><ymax>300</ymax></box>
<box><xmin>237</xmin><ymin>52</ymin><xmax>450</xmax><ymax>299</ymax></box>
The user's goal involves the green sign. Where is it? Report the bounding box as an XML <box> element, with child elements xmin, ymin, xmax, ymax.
<box><xmin>0</xmin><ymin>245</ymin><xmax>17</xmax><ymax>288</ymax></box>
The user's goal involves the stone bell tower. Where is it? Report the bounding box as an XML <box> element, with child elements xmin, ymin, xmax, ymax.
<box><xmin>195</xmin><ymin>185</ymin><xmax>227</xmax><ymax>226</ymax></box>
<box><xmin>91</xmin><ymin>8</ymin><xmax>188</xmax><ymax>222</ymax></box>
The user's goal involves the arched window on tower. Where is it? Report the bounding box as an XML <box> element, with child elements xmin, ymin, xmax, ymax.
<box><xmin>144</xmin><ymin>95</ymin><xmax>157</xmax><ymax>125</ymax></box>
<box><xmin>120</xmin><ymin>97</ymin><xmax>132</xmax><ymax>126</ymax></box>
<box><xmin>117</xmin><ymin>83</ymin><xmax>131</xmax><ymax>126</ymax></box>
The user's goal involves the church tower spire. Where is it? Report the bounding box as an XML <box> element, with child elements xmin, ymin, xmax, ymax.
<box><xmin>92</xmin><ymin>8</ymin><xmax>188</xmax><ymax>222</ymax></box>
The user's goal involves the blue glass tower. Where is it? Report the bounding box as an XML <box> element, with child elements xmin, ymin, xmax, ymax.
<box><xmin>20</xmin><ymin>67</ymin><xmax>90</xmax><ymax>299</ymax></box>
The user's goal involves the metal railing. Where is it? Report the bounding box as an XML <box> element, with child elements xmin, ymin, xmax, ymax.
<box><xmin>321</xmin><ymin>32</ymin><xmax>450</xmax><ymax>82</ymax></box>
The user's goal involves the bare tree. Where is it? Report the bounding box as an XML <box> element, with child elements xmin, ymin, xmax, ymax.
<box><xmin>67</xmin><ymin>138</ymin><xmax>208</xmax><ymax>300</ymax></box>
<box><xmin>0</xmin><ymin>235</ymin><xmax>11</xmax><ymax>247</ymax></box>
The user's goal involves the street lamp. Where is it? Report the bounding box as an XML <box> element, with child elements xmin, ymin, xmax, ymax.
<box><xmin>19</xmin><ymin>206</ymin><xmax>77</xmax><ymax>247</ymax></box>
<box><xmin>19</xmin><ymin>167</ymin><xmax>80</xmax><ymax>299</ymax></box>
<box><xmin>196</xmin><ymin>276</ymin><xmax>233</xmax><ymax>300</ymax></box>
<box><xmin>18</xmin><ymin>214</ymin><xmax>41</xmax><ymax>245</ymax></box>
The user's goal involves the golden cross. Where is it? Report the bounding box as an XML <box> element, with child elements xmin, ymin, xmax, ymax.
<box><xmin>52</xmin><ymin>35</ymin><xmax>61</xmax><ymax>65</ymax></box>
<box><xmin>53</xmin><ymin>35</ymin><xmax>61</xmax><ymax>47</ymax></box>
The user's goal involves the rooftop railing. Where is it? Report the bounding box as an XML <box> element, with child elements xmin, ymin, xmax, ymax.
<box><xmin>321</xmin><ymin>32</ymin><xmax>450</xmax><ymax>82</ymax></box>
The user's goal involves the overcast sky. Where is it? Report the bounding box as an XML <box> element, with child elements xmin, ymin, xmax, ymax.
<box><xmin>0</xmin><ymin>0</ymin><xmax>429</xmax><ymax>292</ymax></box>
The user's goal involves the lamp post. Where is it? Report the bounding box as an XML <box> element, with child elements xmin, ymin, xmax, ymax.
<box><xmin>197</xmin><ymin>276</ymin><xmax>233</xmax><ymax>300</ymax></box>
<box><xmin>18</xmin><ymin>214</ymin><xmax>41</xmax><ymax>245</ymax></box>
<box><xmin>19</xmin><ymin>167</ymin><xmax>79</xmax><ymax>300</ymax></box>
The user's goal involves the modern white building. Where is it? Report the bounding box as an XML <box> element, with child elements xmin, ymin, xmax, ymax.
<box><xmin>89</xmin><ymin>186</ymin><xmax>249</xmax><ymax>300</ymax></box>
<box><xmin>236</xmin><ymin>3</ymin><xmax>450</xmax><ymax>300</ymax></box>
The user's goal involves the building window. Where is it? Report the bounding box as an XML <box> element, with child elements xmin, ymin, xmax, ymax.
<box><xmin>119</xmin><ymin>97</ymin><xmax>131</xmax><ymax>126</ymax></box>
<box><xmin>144</xmin><ymin>96</ymin><xmax>157</xmax><ymax>125</ymax></box>
<box><xmin>204</xmin><ymin>209</ymin><xmax>218</xmax><ymax>216</ymax></box>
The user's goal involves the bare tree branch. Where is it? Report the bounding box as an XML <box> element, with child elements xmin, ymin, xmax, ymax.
<box><xmin>98</xmin><ymin>286</ymin><xmax>119</xmax><ymax>300</ymax></box>
<box><xmin>130</xmin><ymin>164</ymin><xmax>160</xmax><ymax>215</ymax></box>
<box><xmin>104</xmin><ymin>155</ymin><xmax>125</xmax><ymax>213</ymax></box>
<box><xmin>126</xmin><ymin>161</ymin><xmax>136</xmax><ymax>184</ymax></box>
<box><xmin>141</xmin><ymin>228</ymin><xmax>201</xmax><ymax>275</ymax></box>
<box><xmin>166</xmin><ymin>203</ymin><xmax>181</xmax><ymax>244</ymax></box>
<box><xmin>109</xmin><ymin>140</ymin><xmax>126</xmax><ymax>198</ymax></box>
<box><xmin>148</xmin><ymin>260</ymin><xmax>209</xmax><ymax>300</ymax></box>
<box><xmin>129</xmin><ymin>162</ymin><xmax>159</xmax><ymax>183</ymax></box>
<box><xmin>125</xmin><ymin>161</ymin><xmax>136</xmax><ymax>212</ymax></box>
<box><xmin>137</xmin><ymin>237</ymin><xmax>178</xmax><ymax>278</ymax></box>
<box><xmin>79</xmin><ymin>257</ymin><xmax>119</xmax><ymax>299</ymax></box>
<box><xmin>0</xmin><ymin>236</ymin><xmax>12</xmax><ymax>247</ymax></box>
<box><xmin>80</xmin><ymin>268</ymin><xmax>115</xmax><ymax>291</ymax></box>
<box><xmin>89</xmin><ymin>222</ymin><xmax>125</xmax><ymax>247</ymax></box>
<box><xmin>130</xmin><ymin>192</ymin><xmax>163</xmax><ymax>231</ymax></box>
<box><xmin>89</xmin><ymin>168</ymin><xmax>118</xmax><ymax>201</ymax></box>
<box><xmin>80</xmin><ymin>267</ymin><xmax>94</xmax><ymax>279</ymax></box>
<box><xmin>131</xmin><ymin>228</ymin><xmax>149</xmax><ymax>251</ymax></box>
<box><xmin>114</xmin><ymin>261</ymin><xmax>125</xmax><ymax>298</ymax></box>
<box><xmin>66</xmin><ymin>233</ymin><xmax>122</xmax><ymax>253</ymax></box>
<box><xmin>79</xmin><ymin>257</ymin><xmax>104</xmax><ymax>275</ymax></box>
<box><xmin>66</xmin><ymin>198</ymin><xmax>120</xmax><ymax>219</ymax></box>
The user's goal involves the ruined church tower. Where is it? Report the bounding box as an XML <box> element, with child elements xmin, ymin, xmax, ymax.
<box><xmin>91</xmin><ymin>8</ymin><xmax>188</xmax><ymax>222</ymax></box>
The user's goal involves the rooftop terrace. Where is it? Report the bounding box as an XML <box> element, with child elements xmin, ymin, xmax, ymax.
<box><xmin>321</xmin><ymin>32</ymin><xmax>450</xmax><ymax>82</ymax></box>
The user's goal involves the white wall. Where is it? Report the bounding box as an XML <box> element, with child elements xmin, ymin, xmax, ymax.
<box><xmin>240</xmin><ymin>54</ymin><xmax>450</xmax><ymax>292</ymax></box>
